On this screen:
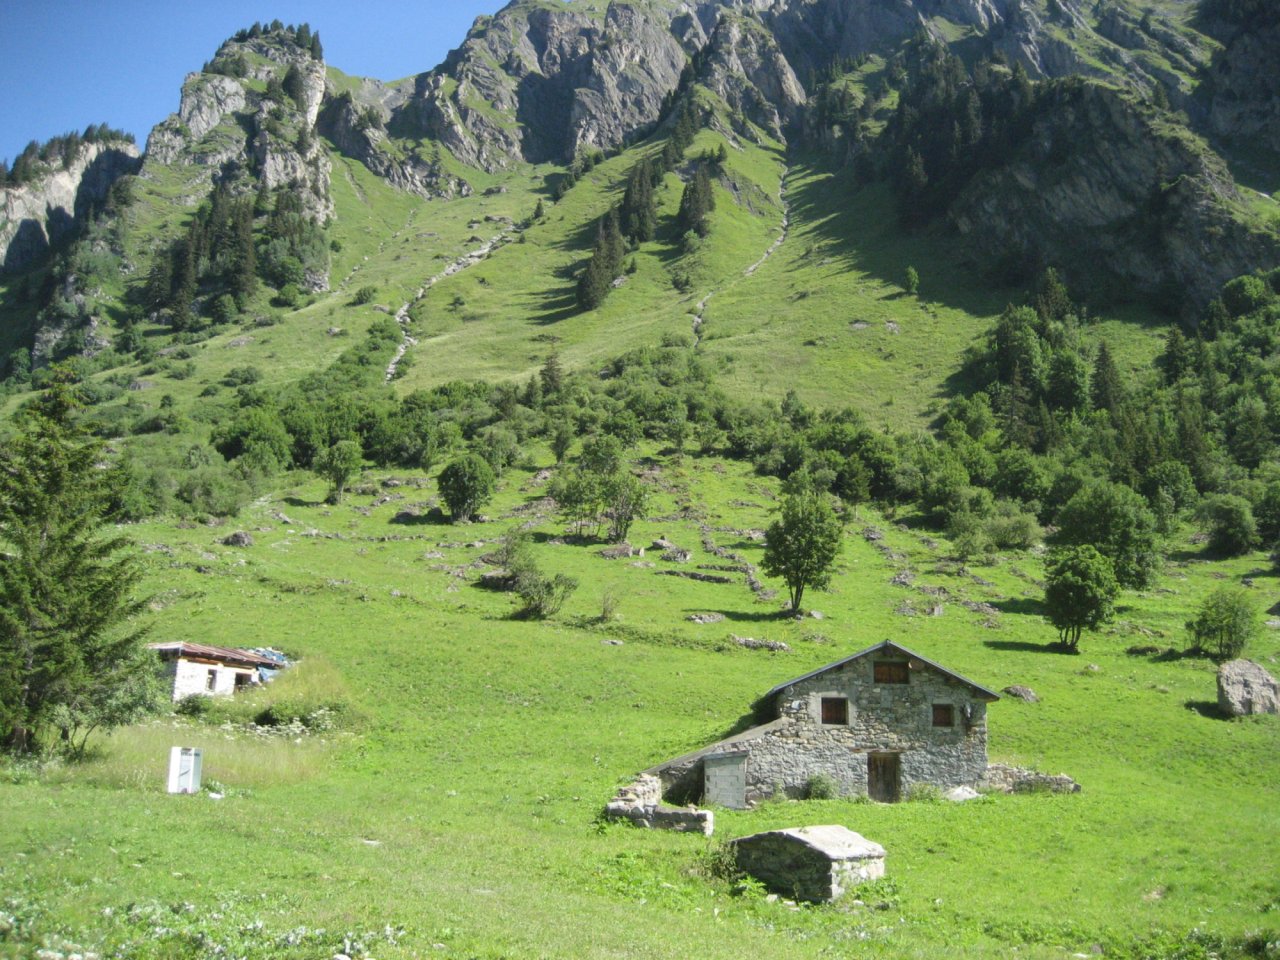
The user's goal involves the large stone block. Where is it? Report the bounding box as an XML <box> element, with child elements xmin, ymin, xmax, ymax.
<box><xmin>730</xmin><ymin>825</ymin><xmax>885</xmax><ymax>902</ymax></box>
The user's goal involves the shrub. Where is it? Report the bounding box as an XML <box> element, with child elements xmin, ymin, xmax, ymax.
<box><xmin>352</xmin><ymin>285</ymin><xmax>377</xmax><ymax>305</ymax></box>
<box><xmin>514</xmin><ymin>568</ymin><xmax>578</xmax><ymax>619</ymax></box>
<box><xmin>438</xmin><ymin>453</ymin><xmax>496</xmax><ymax>522</ymax></box>
<box><xmin>804</xmin><ymin>772</ymin><xmax>839</xmax><ymax>799</ymax></box>
<box><xmin>1198</xmin><ymin>494</ymin><xmax>1257</xmax><ymax>556</ymax></box>
<box><xmin>1187</xmin><ymin>586</ymin><xmax>1258</xmax><ymax>660</ymax></box>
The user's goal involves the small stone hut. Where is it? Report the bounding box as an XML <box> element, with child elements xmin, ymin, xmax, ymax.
<box><xmin>731</xmin><ymin>826</ymin><xmax>885</xmax><ymax>902</ymax></box>
<box><xmin>647</xmin><ymin>640</ymin><xmax>1000</xmax><ymax>806</ymax></box>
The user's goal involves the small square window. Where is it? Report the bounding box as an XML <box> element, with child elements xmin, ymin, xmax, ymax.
<box><xmin>874</xmin><ymin>661</ymin><xmax>909</xmax><ymax>684</ymax></box>
<box><xmin>933</xmin><ymin>704</ymin><xmax>955</xmax><ymax>727</ymax></box>
<box><xmin>205</xmin><ymin>669</ymin><xmax>218</xmax><ymax>691</ymax></box>
<box><xmin>821</xmin><ymin>697</ymin><xmax>848</xmax><ymax>725</ymax></box>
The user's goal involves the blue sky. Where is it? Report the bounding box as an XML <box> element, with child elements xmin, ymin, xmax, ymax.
<box><xmin>0</xmin><ymin>0</ymin><xmax>505</xmax><ymax>164</ymax></box>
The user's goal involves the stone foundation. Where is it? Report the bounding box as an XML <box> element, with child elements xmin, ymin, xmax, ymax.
<box><xmin>603</xmin><ymin>774</ymin><xmax>714</xmax><ymax>835</ymax></box>
<box><xmin>981</xmin><ymin>763</ymin><xmax>1080</xmax><ymax>794</ymax></box>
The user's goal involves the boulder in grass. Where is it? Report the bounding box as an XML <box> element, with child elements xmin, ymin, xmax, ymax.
<box><xmin>1217</xmin><ymin>659</ymin><xmax>1280</xmax><ymax>717</ymax></box>
<box><xmin>221</xmin><ymin>531</ymin><xmax>253</xmax><ymax>547</ymax></box>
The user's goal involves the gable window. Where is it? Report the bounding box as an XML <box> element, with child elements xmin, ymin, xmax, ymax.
<box><xmin>821</xmin><ymin>697</ymin><xmax>848</xmax><ymax>725</ymax></box>
<box><xmin>205</xmin><ymin>669</ymin><xmax>218</xmax><ymax>692</ymax></box>
<box><xmin>874</xmin><ymin>661</ymin><xmax>909</xmax><ymax>684</ymax></box>
<box><xmin>932</xmin><ymin>703</ymin><xmax>955</xmax><ymax>727</ymax></box>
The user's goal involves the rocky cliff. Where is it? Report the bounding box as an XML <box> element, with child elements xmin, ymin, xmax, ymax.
<box><xmin>0</xmin><ymin>141</ymin><xmax>141</xmax><ymax>273</ymax></box>
<box><xmin>395</xmin><ymin>0</ymin><xmax>707</xmax><ymax>171</ymax></box>
<box><xmin>143</xmin><ymin>32</ymin><xmax>331</xmax><ymax>220</ymax></box>
<box><xmin>949</xmin><ymin>81</ymin><xmax>1279</xmax><ymax>313</ymax></box>
<box><xmin>318</xmin><ymin>91</ymin><xmax>472</xmax><ymax>199</ymax></box>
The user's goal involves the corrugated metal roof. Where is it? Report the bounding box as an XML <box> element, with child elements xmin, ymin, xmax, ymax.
<box><xmin>147</xmin><ymin>641</ymin><xmax>282</xmax><ymax>669</ymax></box>
<box><xmin>763</xmin><ymin>640</ymin><xmax>1001</xmax><ymax>702</ymax></box>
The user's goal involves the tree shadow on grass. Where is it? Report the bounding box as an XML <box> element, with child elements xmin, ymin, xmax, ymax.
<box><xmin>686</xmin><ymin>608</ymin><xmax>786</xmax><ymax>624</ymax></box>
<box><xmin>283</xmin><ymin>495</ymin><xmax>326</xmax><ymax>508</ymax></box>
<box><xmin>983</xmin><ymin>639</ymin><xmax>1079</xmax><ymax>655</ymax></box>
<box><xmin>993</xmin><ymin>596</ymin><xmax>1046</xmax><ymax>617</ymax></box>
<box><xmin>1184</xmin><ymin>700</ymin><xmax>1228</xmax><ymax>720</ymax></box>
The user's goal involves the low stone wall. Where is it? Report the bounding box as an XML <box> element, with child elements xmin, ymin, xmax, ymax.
<box><xmin>603</xmin><ymin>774</ymin><xmax>714</xmax><ymax>835</ymax></box>
<box><xmin>981</xmin><ymin>763</ymin><xmax>1080</xmax><ymax>794</ymax></box>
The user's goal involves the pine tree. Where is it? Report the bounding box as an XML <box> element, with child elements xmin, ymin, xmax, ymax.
<box><xmin>576</xmin><ymin>210</ymin><xmax>625</xmax><ymax>311</ymax></box>
<box><xmin>0</xmin><ymin>372</ymin><xmax>156</xmax><ymax>755</ymax></box>
<box><xmin>677</xmin><ymin>164</ymin><xmax>714</xmax><ymax>237</ymax></box>
<box><xmin>311</xmin><ymin>32</ymin><xmax>324</xmax><ymax>60</ymax></box>
<box><xmin>1090</xmin><ymin>340</ymin><xmax>1124</xmax><ymax>415</ymax></box>
<box><xmin>620</xmin><ymin>159</ymin><xmax>656</xmax><ymax>242</ymax></box>
<box><xmin>170</xmin><ymin>238</ymin><xmax>197</xmax><ymax>331</ymax></box>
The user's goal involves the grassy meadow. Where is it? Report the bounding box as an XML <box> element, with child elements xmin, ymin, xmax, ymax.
<box><xmin>2</xmin><ymin>442</ymin><xmax>1277</xmax><ymax>959</ymax></box>
<box><xmin>0</xmin><ymin>47</ymin><xmax>1274</xmax><ymax>958</ymax></box>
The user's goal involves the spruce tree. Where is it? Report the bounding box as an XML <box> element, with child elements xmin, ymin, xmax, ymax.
<box><xmin>677</xmin><ymin>164</ymin><xmax>714</xmax><ymax>237</ymax></box>
<box><xmin>1090</xmin><ymin>340</ymin><xmax>1124</xmax><ymax>415</ymax></box>
<box><xmin>0</xmin><ymin>372</ymin><xmax>155</xmax><ymax>755</ymax></box>
<box><xmin>620</xmin><ymin>159</ymin><xmax>656</xmax><ymax>242</ymax></box>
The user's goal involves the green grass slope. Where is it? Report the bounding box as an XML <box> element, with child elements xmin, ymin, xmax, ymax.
<box><xmin>1</xmin><ymin>444</ymin><xmax>1276</xmax><ymax>959</ymax></box>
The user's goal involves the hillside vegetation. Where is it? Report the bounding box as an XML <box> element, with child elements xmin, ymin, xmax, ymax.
<box><xmin>0</xmin><ymin>2</ymin><xmax>1278</xmax><ymax>958</ymax></box>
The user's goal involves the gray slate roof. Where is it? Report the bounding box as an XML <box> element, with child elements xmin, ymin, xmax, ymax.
<box><xmin>764</xmin><ymin>639</ymin><xmax>1001</xmax><ymax>702</ymax></box>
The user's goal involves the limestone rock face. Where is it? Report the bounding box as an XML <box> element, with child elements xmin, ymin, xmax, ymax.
<box><xmin>699</xmin><ymin>14</ymin><xmax>806</xmax><ymax>142</ymax></box>
<box><xmin>395</xmin><ymin>0</ymin><xmax>705</xmax><ymax>170</ymax></box>
<box><xmin>1205</xmin><ymin>21</ymin><xmax>1280</xmax><ymax>154</ymax></box>
<box><xmin>318</xmin><ymin>94</ymin><xmax>472</xmax><ymax>200</ymax></box>
<box><xmin>1217</xmin><ymin>659</ymin><xmax>1280</xmax><ymax>717</ymax></box>
<box><xmin>142</xmin><ymin>35</ymin><xmax>332</xmax><ymax>221</ymax></box>
<box><xmin>0</xmin><ymin>142</ymin><xmax>141</xmax><ymax>272</ymax></box>
<box><xmin>948</xmin><ymin>82</ymin><xmax>1280</xmax><ymax>313</ymax></box>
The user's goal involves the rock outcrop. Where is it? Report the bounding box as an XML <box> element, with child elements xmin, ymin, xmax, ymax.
<box><xmin>1217</xmin><ymin>659</ymin><xmax>1280</xmax><ymax>717</ymax></box>
<box><xmin>397</xmin><ymin>0</ymin><xmax>705</xmax><ymax>171</ymax></box>
<box><xmin>948</xmin><ymin>82</ymin><xmax>1280</xmax><ymax>313</ymax></box>
<box><xmin>0</xmin><ymin>141</ymin><xmax>141</xmax><ymax>272</ymax></box>
<box><xmin>318</xmin><ymin>93</ymin><xmax>471</xmax><ymax>200</ymax></box>
<box><xmin>143</xmin><ymin>33</ymin><xmax>332</xmax><ymax>221</ymax></box>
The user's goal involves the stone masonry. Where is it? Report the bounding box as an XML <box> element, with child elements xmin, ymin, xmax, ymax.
<box><xmin>647</xmin><ymin>641</ymin><xmax>1000</xmax><ymax>805</ymax></box>
<box><xmin>731</xmin><ymin>826</ymin><xmax>886</xmax><ymax>902</ymax></box>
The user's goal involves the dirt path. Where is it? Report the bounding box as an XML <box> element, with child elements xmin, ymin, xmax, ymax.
<box><xmin>384</xmin><ymin>230</ymin><xmax>510</xmax><ymax>382</ymax></box>
<box><xmin>691</xmin><ymin>171</ymin><xmax>790</xmax><ymax>346</ymax></box>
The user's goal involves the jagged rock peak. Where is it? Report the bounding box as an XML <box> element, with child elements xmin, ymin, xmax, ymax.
<box><xmin>397</xmin><ymin>0</ymin><xmax>713</xmax><ymax>171</ymax></box>
<box><xmin>143</xmin><ymin>26</ymin><xmax>331</xmax><ymax>220</ymax></box>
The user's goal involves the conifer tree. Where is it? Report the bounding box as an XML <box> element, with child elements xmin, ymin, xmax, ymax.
<box><xmin>1090</xmin><ymin>340</ymin><xmax>1124</xmax><ymax>415</ymax></box>
<box><xmin>620</xmin><ymin>159</ymin><xmax>657</xmax><ymax>242</ymax></box>
<box><xmin>0</xmin><ymin>372</ymin><xmax>156</xmax><ymax>755</ymax></box>
<box><xmin>311</xmin><ymin>32</ymin><xmax>324</xmax><ymax>60</ymax></box>
<box><xmin>576</xmin><ymin>210</ymin><xmax>625</xmax><ymax>311</ymax></box>
<box><xmin>677</xmin><ymin>164</ymin><xmax>715</xmax><ymax>237</ymax></box>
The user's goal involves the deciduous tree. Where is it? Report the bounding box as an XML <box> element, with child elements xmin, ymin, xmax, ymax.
<box><xmin>1043</xmin><ymin>545</ymin><xmax>1118</xmax><ymax>650</ymax></box>
<box><xmin>762</xmin><ymin>489</ymin><xmax>843</xmax><ymax>613</ymax></box>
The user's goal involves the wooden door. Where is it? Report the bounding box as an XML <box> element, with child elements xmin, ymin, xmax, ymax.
<box><xmin>868</xmin><ymin>753</ymin><xmax>901</xmax><ymax>803</ymax></box>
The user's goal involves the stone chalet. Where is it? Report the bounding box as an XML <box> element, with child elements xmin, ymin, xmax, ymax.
<box><xmin>149</xmin><ymin>642</ymin><xmax>283</xmax><ymax>701</ymax></box>
<box><xmin>646</xmin><ymin>640</ymin><xmax>1000</xmax><ymax>807</ymax></box>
